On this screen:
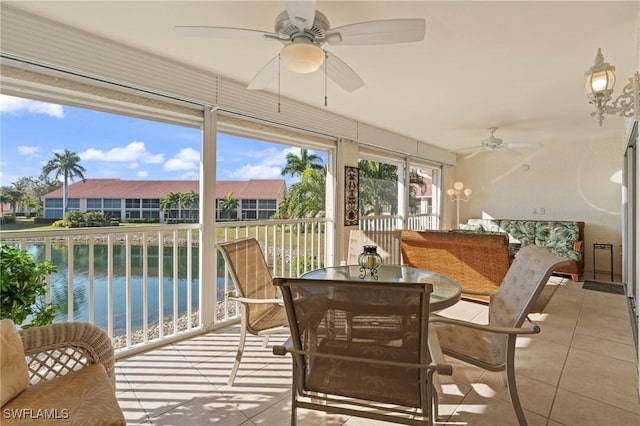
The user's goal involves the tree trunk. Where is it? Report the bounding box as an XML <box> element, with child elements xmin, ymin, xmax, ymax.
<box><xmin>62</xmin><ymin>172</ymin><xmax>68</xmax><ymax>217</ymax></box>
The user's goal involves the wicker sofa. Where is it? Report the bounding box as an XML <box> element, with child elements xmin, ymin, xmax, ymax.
<box><xmin>461</xmin><ymin>219</ymin><xmax>585</xmax><ymax>281</ymax></box>
<box><xmin>400</xmin><ymin>230</ymin><xmax>511</xmax><ymax>302</ymax></box>
<box><xmin>0</xmin><ymin>320</ymin><xmax>125</xmax><ymax>425</ymax></box>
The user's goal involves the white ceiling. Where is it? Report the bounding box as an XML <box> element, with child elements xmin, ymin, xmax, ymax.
<box><xmin>6</xmin><ymin>1</ymin><xmax>639</xmax><ymax>153</ymax></box>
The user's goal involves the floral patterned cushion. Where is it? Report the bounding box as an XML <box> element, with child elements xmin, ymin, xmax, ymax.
<box><xmin>498</xmin><ymin>220</ymin><xmax>536</xmax><ymax>246</ymax></box>
<box><xmin>458</xmin><ymin>223</ymin><xmax>483</xmax><ymax>231</ymax></box>
<box><xmin>533</xmin><ymin>221</ymin><xmax>580</xmax><ymax>260</ymax></box>
<box><xmin>462</xmin><ymin>219</ymin><xmax>581</xmax><ymax>261</ymax></box>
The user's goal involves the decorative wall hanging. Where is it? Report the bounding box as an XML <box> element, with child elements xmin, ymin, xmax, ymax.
<box><xmin>344</xmin><ymin>166</ymin><xmax>359</xmax><ymax>226</ymax></box>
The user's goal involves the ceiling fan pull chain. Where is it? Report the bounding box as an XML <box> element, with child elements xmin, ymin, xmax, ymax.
<box><xmin>278</xmin><ymin>54</ymin><xmax>281</xmax><ymax>113</ymax></box>
<box><xmin>324</xmin><ymin>51</ymin><xmax>328</xmax><ymax>107</ymax></box>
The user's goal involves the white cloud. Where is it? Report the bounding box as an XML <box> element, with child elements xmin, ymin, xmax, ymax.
<box><xmin>164</xmin><ymin>148</ymin><xmax>199</xmax><ymax>171</ymax></box>
<box><xmin>137</xmin><ymin>170</ymin><xmax>149</xmax><ymax>178</ymax></box>
<box><xmin>17</xmin><ymin>145</ymin><xmax>40</xmax><ymax>157</ymax></box>
<box><xmin>0</xmin><ymin>95</ymin><xmax>64</xmax><ymax>118</ymax></box>
<box><xmin>228</xmin><ymin>164</ymin><xmax>282</xmax><ymax>180</ymax></box>
<box><xmin>128</xmin><ymin>162</ymin><xmax>139</xmax><ymax>169</ymax></box>
<box><xmin>79</xmin><ymin>141</ymin><xmax>164</xmax><ymax>164</ymax></box>
<box><xmin>222</xmin><ymin>146</ymin><xmax>316</xmax><ymax>181</ymax></box>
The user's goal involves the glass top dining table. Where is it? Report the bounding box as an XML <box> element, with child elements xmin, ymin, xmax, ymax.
<box><xmin>300</xmin><ymin>264</ymin><xmax>461</xmax><ymax>311</ymax></box>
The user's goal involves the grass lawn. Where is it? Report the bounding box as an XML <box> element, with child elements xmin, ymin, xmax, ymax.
<box><xmin>0</xmin><ymin>220</ymin><xmax>325</xmax><ymax>247</ymax></box>
<box><xmin>0</xmin><ymin>218</ymin><xmax>55</xmax><ymax>231</ymax></box>
<box><xmin>0</xmin><ymin>218</ymin><xmax>170</xmax><ymax>232</ymax></box>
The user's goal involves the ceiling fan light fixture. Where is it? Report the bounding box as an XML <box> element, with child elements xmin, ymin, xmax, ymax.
<box><xmin>281</xmin><ymin>41</ymin><xmax>325</xmax><ymax>74</ymax></box>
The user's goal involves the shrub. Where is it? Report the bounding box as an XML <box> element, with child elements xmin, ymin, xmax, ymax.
<box><xmin>0</xmin><ymin>216</ymin><xmax>16</xmax><ymax>225</ymax></box>
<box><xmin>52</xmin><ymin>220</ymin><xmax>66</xmax><ymax>228</ymax></box>
<box><xmin>0</xmin><ymin>244</ymin><xmax>59</xmax><ymax>328</ymax></box>
<box><xmin>63</xmin><ymin>211</ymin><xmax>84</xmax><ymax>228</ymax></box>
<box><xmin>84</xmin><ymin>211</ymin><xmax>108</xmax><ymax>226</ymax></box>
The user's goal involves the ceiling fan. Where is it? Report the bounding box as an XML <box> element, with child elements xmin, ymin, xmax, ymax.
<box><xmin>458</xmin><ymin>127</ymin><xmax>541</xmax><ymax>159</ymax></box>
<box><xmin>174</xmin><ymin>0</ymin><xmax>425</xmax><ymax>92</ymax></box>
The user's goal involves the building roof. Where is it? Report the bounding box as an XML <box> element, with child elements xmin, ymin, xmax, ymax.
<box><xmin>43</xmin><ymin>179</ymin><xmax>287</xmax><ymax>200</ymax></box>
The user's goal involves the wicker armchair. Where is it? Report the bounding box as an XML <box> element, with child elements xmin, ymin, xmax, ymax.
<box><xmin>19</xmin><ymin>321</ymin><xmax>117</xmax><ymax>387</ymax></box>
<box><xmin>1</xmin><ymin>321</ymin><xmax>125</xmax><ymax>425</ymax></box>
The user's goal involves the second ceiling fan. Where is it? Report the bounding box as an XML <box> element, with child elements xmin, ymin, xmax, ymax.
<box><xmin>458</xmin><ymin>127</ymin><xmax>541</xmax><ymax>159</ymax></box>
<box><xmin>175</xmin><ymin>0</ymin><xmax>426</xmax><ymax>92</ymax></box>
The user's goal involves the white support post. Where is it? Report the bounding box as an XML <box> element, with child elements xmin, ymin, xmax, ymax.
<box><xmin>199</xmin><ymin>107</ymin><xmax>218</xmax><ymax>329</ymax></box>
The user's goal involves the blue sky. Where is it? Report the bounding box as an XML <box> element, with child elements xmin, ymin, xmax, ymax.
<box><xmin>0</xmin><ymin>94</ymin><xmax>326</xmax><ymax>188</ymax></box>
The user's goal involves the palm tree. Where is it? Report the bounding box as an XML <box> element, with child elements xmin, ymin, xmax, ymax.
<box><xmin>218</xmin><ymin>192</ymin><xmax>238</xmax><ymax>220</ymax></box>
<box><xmin>41</xmin><ymin>149</ymin><xmax>86</xmax><ymax>215</ymax></box>
<box><xmin>160</xmin><ymin>192</ymin><xmax>180</xmax><ymax>222</ymax></box>
<box><xmin>6</xmin><ymin>188</ymin><xmax>23</xmax><ymax>217</ymax></box>
<box><xmin>280</xmin><ymin>148</ymin><xmax>323</xmax><ymax>178</ymax></box>
<box><xmin>274</xmin><ymin>167</ymin><xmax>326</xmax><ymax>219</ymax></box>
<box><xmin>358</xmin><ymin>159</ymin><xmax>398</xmax><ymax>216</ymax></box>
<box><xmin>180</xmin><ymin>191</ymin><xmax>198</xmax><ymax>222</ymax></box>
<box><xmin>0</xmin><ymin>192</ymin><xmax>11</xmax><ymax>218</ymax></box>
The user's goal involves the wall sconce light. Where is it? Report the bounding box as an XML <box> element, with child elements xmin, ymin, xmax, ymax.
<box><xmin>447</xmin><ymin>181</ymin><xmax>472</xmax><ymax>228</ymax></box>
<box><xmin>584</xmin><ymin>48</ymin><xmax>639</xmax><ymax>126</ymax></box>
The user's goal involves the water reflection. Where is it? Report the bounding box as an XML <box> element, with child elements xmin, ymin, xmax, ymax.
<box><xmin>27</xmin><ymin>243</ymin><xmax>205</xmax><ymax>334</ymax></box>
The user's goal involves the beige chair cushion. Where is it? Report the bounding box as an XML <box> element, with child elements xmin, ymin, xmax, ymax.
<box><xmin>0</xmin><ymin>319</ymin><xmax>30</xmax><ymax>406</ymax></box>
<box><xmin>2</xmin><ymin>363</ymin><xmax>125</xmax><ymax>425</ymax></box>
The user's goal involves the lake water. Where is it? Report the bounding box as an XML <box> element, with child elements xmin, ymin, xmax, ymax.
<box><xmin>26</xmin><ymin>243</ymin><xmax>224</xmax><ymax>334</ymax></box>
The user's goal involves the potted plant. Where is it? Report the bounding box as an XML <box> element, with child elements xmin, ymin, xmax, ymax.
<box><xmin>0</xmin><ymin>244</ymin><xmax>59</xmax><ymax>328</ymax></box>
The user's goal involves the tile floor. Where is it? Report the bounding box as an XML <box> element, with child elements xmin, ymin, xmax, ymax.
<box><xmin>116</xmin><ymin>277</ymin><xmax>639</xmax><ymax>425</ymax></box>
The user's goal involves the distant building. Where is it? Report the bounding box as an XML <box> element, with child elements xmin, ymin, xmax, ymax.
<box><xmin>42</xmin><ymin>178</ymin><xmax>287</xmax><ymax>222</ymax></box>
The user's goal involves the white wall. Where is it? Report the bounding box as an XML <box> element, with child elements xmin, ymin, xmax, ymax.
<box><xmin>452</xmin><ymin>135</ymin><xmax>624</xmax><ymax>279</ymax></box>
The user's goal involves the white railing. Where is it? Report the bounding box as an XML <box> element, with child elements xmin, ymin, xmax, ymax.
<box><xmin>358</xmin><ymin>215</ymin><xmax>399</xmax><ymax>231</ymax></box>
<box><xmin>217</xmin><ymin>218</ymin><xmax>328</xmax><ymax>278</ymax></box>
<box><xmin>359</xmin><ymin>214</ymin><xmax>440</xmax><ymax>231</ymax></box>
<box><xmin>407</xmin><ymin>213</ymin><xmax>440</xmax><ymax>230</ymax></box>
<box><xmin>0</xmin><ymin>217</ymin><xmax>329</xmax><ymax>356</ymax></box>
<box><xmin>0</xmin><ymin>224</ymin><xmax>201</xmax><ymax>352</ymax></box>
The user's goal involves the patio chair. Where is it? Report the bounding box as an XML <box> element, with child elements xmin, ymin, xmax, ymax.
<box><xmin>217</xmin><ymin>238</ymin><xmax>289</xmax><ymax>386</ymax></box>
<box><xmin>430</xmin><ymin>245</ymin><xmax>569</xmax><ymax>426</ymax></box>
<box><xmin>347</xmin><ymin>229</ymin><xmax>402</xmax><ymax>265</ymax></box>
<box><xmin>273</xmin><ymin>277</ymin><xmax>452</xmax><ymax>425</ymax></box>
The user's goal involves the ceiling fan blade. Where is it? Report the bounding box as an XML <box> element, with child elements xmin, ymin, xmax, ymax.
<box><xmin>323</xmin><ymin>52</ymin><xmax>365</xmax><ymax>92</ymax></box>
<box><xmin>174</xmin><ymin>26</ymin><xmax>279</xmax><ymax>40</ymax></box>
<box><xmin>508</xmin><ymin>142</ymin><xmax>542</xmax><ymax>149</ymax></box>
<box><xmin>456</xmin><ymin>145</ymin><xmax>484</xmax><ymax>152</ymax></box>
<box><xmin>286</xmin><ymin>0</ymin><xmax>317</xmax><ymax>31</ymax></box>
<box><xmin>247</xmin><ymin>55</ymin><xmax>280</xmax><ymax>90</ymax></box>
<box><xmin>325</xmin><ymin>19</ymin><xmax>426</xmax><ymax>45</ymax></box>
<box><xmin>500</xmin><ymin>147</ymin><xmax>522</xmax><ymax>157</ymax></box>
<box><xmin>464</xmin><ymin>149</ymin><xmax>485</xmax><ymax>159</ymax></box>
